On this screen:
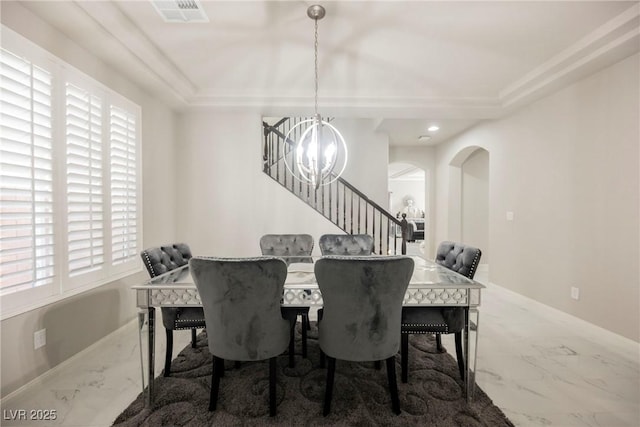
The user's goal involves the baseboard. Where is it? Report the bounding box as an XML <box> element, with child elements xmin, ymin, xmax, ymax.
<box><xmin>485</xmin><ymin>281</ymin><xmax>639</xmax><ymax>348</ymax></box>
<box><xmin>1</xmin><ymin>317</ymin><xmax>138</xmax><ymax>405</ymax></box>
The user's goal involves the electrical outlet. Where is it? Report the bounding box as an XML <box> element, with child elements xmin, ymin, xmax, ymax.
<box><xmin>570</xmin><ymin>287</ymin><xmax>580</xmax><ymax>300</ymax></box>
<box><xmin>34</xmin><ymin>329</ymin><xmax>46</xmax><ymax>349</ymax></box>
<box><xmin>506</xmin><ymin>211</ymin><xmax>514</xmax><ymax>221</ymax></box>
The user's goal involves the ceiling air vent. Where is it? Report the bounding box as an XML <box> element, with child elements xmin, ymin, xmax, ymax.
<box><xmin>151</xmin><ymin>0</ymin><xmax>209</xmax><ymax>23</ymax></box>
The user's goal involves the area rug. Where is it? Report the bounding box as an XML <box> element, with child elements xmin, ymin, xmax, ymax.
<box><xmin>113</xmin><ymin>323</ymin><xmax>513</xmax><ymax>426</ymax></box>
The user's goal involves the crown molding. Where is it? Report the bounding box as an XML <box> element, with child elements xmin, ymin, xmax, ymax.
<box><xmin>71</xmin><ymin>1</ymin><xmax>194</xmax><ymax>108</ymax></box>
<box><xmin>185</xmin><ymin>94</ymin><xmax>504</xmax><ymax>119</ymax></box>
<box><xmin>499</xmin><ymin>4</ymin><xmax>640</xmax><ymax>109</ymax></box>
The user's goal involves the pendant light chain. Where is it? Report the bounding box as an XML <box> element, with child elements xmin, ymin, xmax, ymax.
<box><xmin>314</xmin><ymin>18</ymin><xmax>319</xmax><ymax>116</ymax></box>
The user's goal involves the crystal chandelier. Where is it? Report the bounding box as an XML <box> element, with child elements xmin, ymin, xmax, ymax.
<box><xmin>283</xmin><ymin>5</ymin><xmax>348</xmax><ymax>189</ymax></box>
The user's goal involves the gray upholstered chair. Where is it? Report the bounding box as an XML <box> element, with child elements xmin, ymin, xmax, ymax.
<box><xmin>259</xmin><ymin>234</ymin><xmax>314</xmax><ymax>367</ymax></box>
<box><xmin>401</xmin><ymin>241</ymin><xmax>482</xmax><ymax>383</ymax></box>
<box><xmin>315</xmin><ymin>255</ymin><xmax>414</xmax><ymax>415</ymax></box>
<box><xmin>140</xmin><ymin>243</ymin><xmax>205</xmax><ymax>377</ymax></box>
<box><xmin>189</xmin><ymin>256</ymin><xmax>290</xmax><ymax>416</ymax></box>
<box><xmin>318</xmin><ymin>234</ymin><xmax>374</xmax><ymax>255</ymax></box>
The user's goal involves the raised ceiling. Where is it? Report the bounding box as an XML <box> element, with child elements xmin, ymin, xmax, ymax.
<box><xmin>7</xmin><ymin>1</ymin><xmax>639</xmax><ymax>145</ymax></box>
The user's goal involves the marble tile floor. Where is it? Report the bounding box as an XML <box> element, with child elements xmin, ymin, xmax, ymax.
<box><xmin>1</xmin><ymin>271</ymin><xmax>638</xmax><ymax>427</ymax></box>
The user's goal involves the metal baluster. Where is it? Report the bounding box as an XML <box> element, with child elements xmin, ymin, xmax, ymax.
<box><xmin>349</xmin><ymin>189</ymin><xmax>353</xmax><ymax>234</ymax></box>
<box><xmin>335</xmin><ymin>181</ymin><xmax>339</xmax><ymax>226</ymax></box>
<box><xmin>372</xmin><ymin>208</ymin><xmax>376</xmax><ymax>253</ymax></box>
<box><xmin>365</xmin><ymin>203</ymin><xmax>369</xmax><ymax>236</ymax></box>
<box><xmin>357</xmin><ymin>195</ymin><xmax>361</xmax><ymax>233</ymax></box>
<box><xmin>329</xmin><ymin>181</ymin><xmax>338</xmax><ymax>222</ymax></box>
<box><xmin>314</xmin><ymin>178</ymin><xmax>318</xmax><ymax>209</ymax></box>
<box><xmin>321</xmin><ymin>176</ymin><xmax>325</xmax><ymax>215</ymax></box>
<box><xmin>276</xmin><ymin>129</ymin><xmax>281</xmax><ymax>183</ymax></box>
<box><xmin>343</xmin><ymin>183</ymin><xmax>346</xmax><ymax>231</ymax></box>
<box><xmin>378</xmin><ymin>211</ymin><xmax>383</xmax><ymax>254</ymax></box>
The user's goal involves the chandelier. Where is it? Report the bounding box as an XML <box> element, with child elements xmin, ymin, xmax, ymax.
<box><xmin>283</xmin><ymin>4</ymin><xmax>348</xmax><ymax>189</ymax></box>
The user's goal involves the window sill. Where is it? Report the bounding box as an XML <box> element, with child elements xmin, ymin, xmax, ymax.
<box><xmin>0</xmin><ymin>266</ymin><xmax>144</xmax><ymax>321</ymax></box>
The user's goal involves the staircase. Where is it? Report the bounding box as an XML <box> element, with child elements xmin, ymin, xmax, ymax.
<box><xmin>263</xmin><ymin>117</ymin><xmax>408</xmax><ymax>255</ymax></box>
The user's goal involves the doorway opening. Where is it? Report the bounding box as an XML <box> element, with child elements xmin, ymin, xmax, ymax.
<box><xmin>388</xmin><ymin>162</ymin><xmax>426</xmax><ymax>256</ymax></box>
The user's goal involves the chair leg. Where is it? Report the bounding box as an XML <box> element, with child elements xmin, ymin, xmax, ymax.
<box><xmin>191</xmin><ymin>328</ymin><xmax>197</xmax><ymax>348</ymax></box>
<box><xmin>436</xmin><ymin>334</ymin><xmax>443</xmax><ymax>352</ymax></box>
<box><xmin>304</xmin><ymin>313</ymin><xmax>311</xmax><ymax>330</ymax></box>
<box><xmin>454</xmin><ymin>332</ymin><xmax>465</xmax><ymax>381</ymax></box>
<box><xmin>401</xmin><ymin>333</ymin><xmax>409</xmax><ymax>383</ymax></box>
<box><xmin>269</xmin><ymin>357</ymin><xmax>277</xmax><ymax>417</ymax></box>
<box><xmin>323</xmin><ymin>357</ymin><xmax>336</xmax><ymax>416</ymax></box>
<box><xmin>288</xmin><ymin>319</ymin><xmax>296</xmax><ymax>368</ymax></box>
<box><xmin>301</xmin><ymin>315</ymin><xmax>308</xmax><ymax>358</ymax></box>
<box><xmin>318</xmin><ymin>309</ymin><xmax>324</xmax><ymax>367</ymax></box>
<box><xmin>164</xmin><ymin>329</ymin><xmax>173</xmax><ymax>377</ymax></box>
<box><xmin>210</xmin><ymin>356</ymin><xmax>223</xmax><ymax>411</ymax></box>
<box><xmin>385</xmin><ymin>356</ymin><xmax>401</xmax><ymax>415</ymax></box>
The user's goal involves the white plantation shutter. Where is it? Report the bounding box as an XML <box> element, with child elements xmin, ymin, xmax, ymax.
<box><xmin>110</xmin><ymin>105</ymin><xmax>137</xmax><ymax>265</ymax></box>
<box><xmin>0</xmin><ymin>48</ymin><xmax>55</xmax><ymax>295</ymax></box>
<box><xmin>1</xmin><ymin>28</ymin><xmax>142</xmax><ymax>316</ymax></box>
<box><xmin>65</xmin><ymin>83</ymin><xmax>104</xmax><ymax>277</ymax></box>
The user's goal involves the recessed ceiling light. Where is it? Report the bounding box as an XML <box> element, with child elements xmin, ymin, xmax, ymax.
<box><xmin>418</xmin><ymin>135</ymin><xmax>431</xmax><ymax>142</ymax></box>
<box><xmin>427</xmin><ymin>125</ymin><xmax>440</xmax><ymax>132</ymax></box>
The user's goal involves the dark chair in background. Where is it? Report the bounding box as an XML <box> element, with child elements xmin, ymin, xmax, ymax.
<box><xmin>400</xmin><ymin>241</ymin><xmax>482</xmax><ymax>383</ymax></box>
<box><xmin>318</xmin><ymin>234</ymin><xmax>374</xmax><ymax>255</ymax></box>
<box><xmin>315</xmin><ymin>255</ymin><xmax>414</xmax><ymax>415</ymax></box>
<box><xmin>259</xmin><ymin>234</ymin><xmax>314</xmax><ymax>367</ymax></box>
<box><xmin>317</xmin><ymin>233</ymin><xmax>375</xmax><ymax>366</ymax></box>
<box><xmin>189</xmin><ymin>256</ymin><xmax>290</xmax><ymax>417</ymax></box>
<box><xmin>140</xmin><ymin>243</ymin><xmax>206</xmax><ymax>377</ymax></box>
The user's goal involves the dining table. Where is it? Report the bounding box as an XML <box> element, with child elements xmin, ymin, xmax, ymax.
<box><xmin>132</xmin><ymin>255</ymin><xmax>485</xmax><ymax>406</ymax></box>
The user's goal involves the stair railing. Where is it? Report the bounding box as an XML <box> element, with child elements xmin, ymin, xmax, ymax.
<box><xmin>263</xmin><ymin>118</ymin><xmax>409</xmax><ymax>255</ymax></box>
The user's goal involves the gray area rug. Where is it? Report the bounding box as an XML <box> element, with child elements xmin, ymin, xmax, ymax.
<box><xmin>113</xmin><ymin>323</ymin><xmax>513</xmax><ymax>426</ymax></box>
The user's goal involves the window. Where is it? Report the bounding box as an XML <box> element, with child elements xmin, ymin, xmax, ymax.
<box><xmin>0</xmin><ymin>48</ymin><xmax>55</xmax><ymax>296</ymax></box>
<box><xmin>0</xmin><ymin>27</ymin><xmax>141</xmax><ymax>317</ymax></box>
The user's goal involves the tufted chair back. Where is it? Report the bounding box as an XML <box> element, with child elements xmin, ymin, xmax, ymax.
<box><xmin>141</xmin><ymin>243</ymin><xmax>192</xmax><ymax>277</ymax></box>
<box><xmin>316</xmin><ymin>255</ymin><xmax>414</xmax><ymax>361</ymax></box>
<box><xmin>318</xmin><ymin>234</ymin><xmax>374</xmax><ymax>256</ymax></box>
<box><xmin>189</xmin><ymin>256</ymin><xmax>291</xmax><ymax>361</ymax></box>
<box><xmin>435</xmin><ymin>241</ymin><xmax>482</xmax><ymax>279</ymax></box>
<box><xmin>259</xmin><ymin>234</ymin><xmax>314</xmax><ymax>265</ymax></box>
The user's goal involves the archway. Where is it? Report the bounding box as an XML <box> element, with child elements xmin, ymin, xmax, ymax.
<box><xmin>448</xmin><ymin>147</ymin><xmax>490</xmax><ymax>271</ymax></box>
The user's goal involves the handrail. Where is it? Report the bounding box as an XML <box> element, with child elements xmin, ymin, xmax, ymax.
<box><xmin>262</xmin><ymin>121</ymin><xmax>294</xmax><ymax>146</ymax></box>
<box><xmin>337</xmin><ymin>175</ymin><xmax>401</xmax><ymax>227</ymax></box>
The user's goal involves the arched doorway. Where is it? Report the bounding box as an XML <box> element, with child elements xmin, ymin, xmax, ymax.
<box><xmin>448</xmin><ymin>147</ymin><xmax>490</xmax><ymax>270</ymax></box>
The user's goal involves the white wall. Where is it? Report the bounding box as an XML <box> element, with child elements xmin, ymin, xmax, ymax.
<box><xmin>332</xmin><ymin>118</ymin><xmax>389</xmax><ymax>208</ymax></box>
<box><xmin>434</xmin><ymin>54</ymin><xmax>639</xmax><ymax>342</ymax></box>
<box><xmin>175</xmin><ymin>113</ymin><xmax>389</xmax><ymax>257</ymax></box>
<box><xmin>1</xmin><ymin>3</ymin><xmax>179</xmax><ymax>397</ymax></box>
